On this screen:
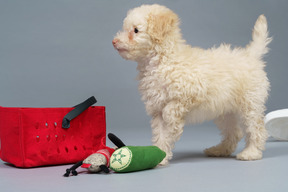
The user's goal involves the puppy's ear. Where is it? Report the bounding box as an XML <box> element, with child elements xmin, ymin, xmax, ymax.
<box><xmin>147</xmin><ymin>10</ymin><xmax>179</xmax><ymax>43</ymax></box>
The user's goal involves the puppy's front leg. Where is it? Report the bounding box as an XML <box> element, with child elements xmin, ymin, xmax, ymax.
<box><xmin>151</xmin><ymin>101</ymin><xmax>186</xmax><ymax>165</ymax></box>
<box><xmin>151</xmin><ymin>113</ymin><xmax>171</xmax><ymax>165</ymax></box>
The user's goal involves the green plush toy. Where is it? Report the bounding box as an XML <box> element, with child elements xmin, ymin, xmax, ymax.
<box><xmin>108</xmin><ymin>133</ymin><xmax>166</xmax><ymax>173</ymax></box>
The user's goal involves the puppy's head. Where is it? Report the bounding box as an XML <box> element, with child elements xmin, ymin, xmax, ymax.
<box><xmin>112</xmin><ymin>4</ymin><xmax>180</xmax><ymax>61</ymax></box>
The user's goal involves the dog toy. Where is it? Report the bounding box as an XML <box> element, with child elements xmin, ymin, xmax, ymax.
<box><xmin>108</xmin><ymin>133</ymin><xmax>166</xmax><ymax>173</ymax></box>
<box><xmin>63</xmin><ymin>138</ymin><xmax>115</xmax><ymax>177</ymax></box>
<box><xmin>63</xmin><ymin>133</ymin><xmax>166</xmax><ymax>176</ymax></box>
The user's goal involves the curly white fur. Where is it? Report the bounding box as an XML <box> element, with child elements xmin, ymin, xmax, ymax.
<box><xmin>113</xmin><ymin>4</ymin><xmax>272</xmax><ymax>165</ymax></box>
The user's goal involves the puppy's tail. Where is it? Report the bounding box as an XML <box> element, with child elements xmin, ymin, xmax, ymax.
<box><xmin>246</xmin><ymin>15</ymin><xmax>272</xmax><ymax>59</ymax></box>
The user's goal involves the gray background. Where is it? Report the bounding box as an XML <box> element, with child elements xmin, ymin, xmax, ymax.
<box><xmin>1</xmin><ymin>0</ymin><xmax>287</xmax><ymax>131</ymax></box>
<box><xmin>0</xmin><ymin>1</ymin><xmax>288</xmax><ymax>192</ymax></box>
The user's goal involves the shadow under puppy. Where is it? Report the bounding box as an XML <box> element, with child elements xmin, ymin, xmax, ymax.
<box><xmin>112</xmin><ymin>4</ymin><xmax>272</xmax><ymax>165</ymax></box>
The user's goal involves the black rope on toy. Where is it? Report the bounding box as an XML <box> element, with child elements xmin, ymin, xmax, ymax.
<box><xmin>63</xmin><ymin>161</ymin><xmax>83</xmax><ymax>177</ymax></box>
<box><xmin>108</xmin><ymin>133</ymin><xmax>126</xmax><ymax>148</ymax></box>
<box><xmin>100</xmin><ymin>165</ymin><xmax>110</xmax><ymax>173</ymax></box>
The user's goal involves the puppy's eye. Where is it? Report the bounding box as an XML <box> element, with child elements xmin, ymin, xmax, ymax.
<box><xmin>134</xmin><ymin>28</ymin><xmax>139</xmax><ymax>33</ymax></box>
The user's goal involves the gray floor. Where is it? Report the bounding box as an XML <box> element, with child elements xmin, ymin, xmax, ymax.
<box><xmin>1</xmin><ymin>125</ymin><xmax>287</xmax><ymax>192</ymax></box>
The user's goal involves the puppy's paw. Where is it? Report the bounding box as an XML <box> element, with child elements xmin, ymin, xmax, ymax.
<box><xmin>159</xmin><ymin>158</ymin><xmax>169</xmax><ymax>166</ymax></box>
<box><xmin>204</xmin><ymin>145</ymin><xmax>232</xmax><ymax>157</ymax></box>
<box><xmin>236</xmin><ymin>148</ymin><xmax>262</xmax><ymax>161</ymax></box>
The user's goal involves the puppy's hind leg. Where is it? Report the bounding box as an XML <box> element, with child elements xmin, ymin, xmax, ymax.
<box><xmin>205</xmin><ymin>113</ymin><xmax>243</xmax><ymax>157</ymax></box>
<box><xmin>236</xmin><ymin>110</ymin><xmax>268</xmax><ymax>161</ymax></box>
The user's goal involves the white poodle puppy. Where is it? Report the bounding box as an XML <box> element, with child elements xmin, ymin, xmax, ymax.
<box><xmin>112</xmin><ymin>4</ymin><xmax>272</xmax><ymax>165</ymax></box>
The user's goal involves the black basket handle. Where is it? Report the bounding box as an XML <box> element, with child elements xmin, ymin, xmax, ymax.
<box><xmin>62</xmin><ymin>96</ymin><xmax>97</xmax><ymax>129</ymax></box>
